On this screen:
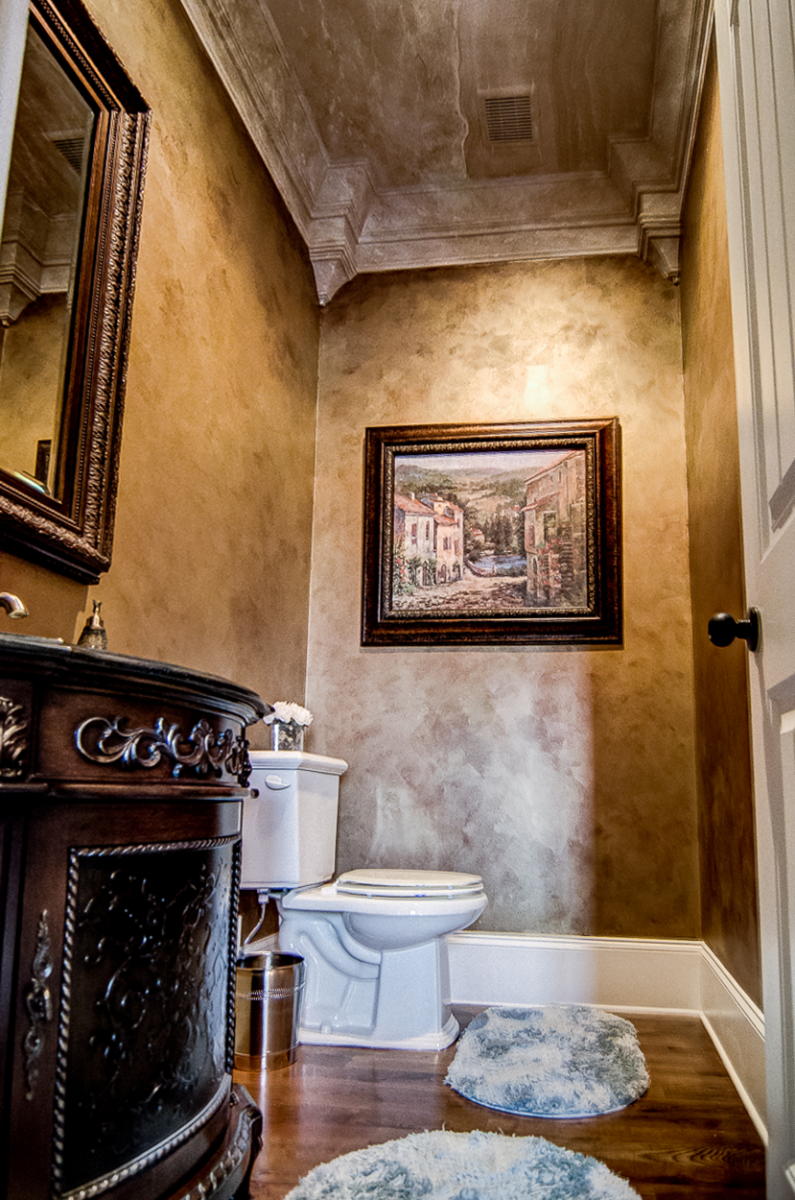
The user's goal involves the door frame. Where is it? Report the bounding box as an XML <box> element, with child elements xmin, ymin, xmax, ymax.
<box><xmin>714</xmin><ymin>0</ymin><xmax>795</xmax><ymax>1192</ymax></box>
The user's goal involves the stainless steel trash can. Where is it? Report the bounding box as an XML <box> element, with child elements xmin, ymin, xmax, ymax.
<box><xmin>234</xmin><ymin>951</ymin><xmax>305</xmax><ymax>1070</ymax></box>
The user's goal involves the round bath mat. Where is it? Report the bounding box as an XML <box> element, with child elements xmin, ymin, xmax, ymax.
<box><xmin>445</xmin><ymin>1005</ymin><xmax>649</xmax><ymax>1118</ymax></box>
<box><xmin>284</xmin><ymin>1129</ymin><xmax>640</xmax><ymax>1199</ymax></box>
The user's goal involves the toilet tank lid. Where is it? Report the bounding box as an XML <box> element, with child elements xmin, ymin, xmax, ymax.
<box><xmin>336</xmin><ymin>868</ymin><xmax>484</xmax><ymax>897</ymax></box>
<box><xmin>248</xmin><ymin>750</ymin><xmax>348</xmax><ymax>775</ymax></box>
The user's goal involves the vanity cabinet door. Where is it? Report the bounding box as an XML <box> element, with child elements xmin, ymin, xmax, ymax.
<box><xmin>5</xmin><ymin>798</ymin><xmax>242</xmax><ymax>1200</ymax></box>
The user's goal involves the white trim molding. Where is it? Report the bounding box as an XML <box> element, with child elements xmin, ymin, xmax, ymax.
<box><xmin>444</xmin><ymin>931</ymin><xmax>766</xmax><ymax>1140</ymax></box>
<box><xmin>699</xmin><ymin>943</ymin><xmax>766</xmax><ymax>1142</ymax></box>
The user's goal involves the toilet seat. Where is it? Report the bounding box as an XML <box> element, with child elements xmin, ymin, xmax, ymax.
<box><xmin>336</xmin><ymin>868</ymin><xmax>484</xmax><ymax>899</ymax></box>
<box><xmin>280</xmin><ymin>873</ymin><xmax>487</xmax><ymax>920</ymax></box>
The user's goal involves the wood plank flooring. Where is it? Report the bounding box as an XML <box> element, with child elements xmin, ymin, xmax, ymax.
<box><xmin>234</xmin><ymin>1010</ymin><xmax>766</xmax><ymax>1198</ymax></box>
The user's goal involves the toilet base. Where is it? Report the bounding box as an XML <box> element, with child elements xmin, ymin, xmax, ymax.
<box><xmin>277</xmin><ymin>908</ymin><xmax>465</xmax><ymax>1051</ymax></box>
<box><xmin>297</xmin><ymin>1010</ymin><xmax>460</xmax><ymax>1052</ymax></box>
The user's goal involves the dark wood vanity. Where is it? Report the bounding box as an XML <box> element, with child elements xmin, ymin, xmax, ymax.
<box><xmin>0</xmin><ymin>633</ymin><xmax>266</xmax><ymax>1200</ymax></box>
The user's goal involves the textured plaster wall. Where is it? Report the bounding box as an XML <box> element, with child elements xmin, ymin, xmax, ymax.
<box><xmin>0</xmin><ymin>0</ymin><xmax>743</xmax><ymax>959</ymax></box>
<box><xmin>308</xmin><ymin>257</ymin><xmax>700</xmax><ymax>938</ymax></box>
<box><xmin>680</xmin><ymin>44</ymin><xmax>761</xmax><ymax>1003</ymax></box>
<box><xmin>0</xmin><ymin>0</ymin><xmax>320</xmax><ymax>714</ymax></box>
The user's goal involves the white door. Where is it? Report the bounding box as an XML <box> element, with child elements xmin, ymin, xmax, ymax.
<box><xmin>715</xmin><ymin>0</ymin><xmax>795</xmax><ymax>1193</ymax></box>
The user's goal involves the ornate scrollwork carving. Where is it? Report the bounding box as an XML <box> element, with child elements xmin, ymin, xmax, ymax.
<box><xmin>74</xmin><ymin>715</ymin><xmax>251</xmax><ymax>781</ymax></box>
<box><xmin>53</xmin><ymin>837</ymin><xmax>238</xmax><ymax>1197</ymax></box>
<box><xmin>0</xmin><ymin>694</ymin><xmax>28</xmax><ymax>778</ymax></box>
<box><xmin>175</xmin><ymin>1096</ymin><xmax>259</xmax><ymax>1200</ymax></box>
<box><xmin>23</xmin><ymin>911</ymin><xmax>53</xmax><ymax>1100</ymax></box>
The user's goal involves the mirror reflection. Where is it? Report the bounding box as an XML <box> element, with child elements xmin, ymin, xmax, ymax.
<box><xmin>0</xmin><ymin>21</ymin><xmax>94</xmax><ymax>499</ymax></box>
<box><xmin>0</xmin><ymin>0</ymin><xmax>148</xmax><ymax>584</ymax></box>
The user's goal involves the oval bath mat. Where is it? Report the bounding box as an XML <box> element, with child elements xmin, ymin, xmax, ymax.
<box><xmin>445</xmin><ymin>1005</ymin><xmax>649</xmax><ymax>1118</ymax></box>
<box><xmin>284</xmin><ymin>1129</ymin><xmax>640</xmax><ymax>1199</ymax></box>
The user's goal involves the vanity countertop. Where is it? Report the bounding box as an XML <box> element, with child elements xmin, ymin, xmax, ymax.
<box><xmin>0</xmin><ymin>631</ymin><xmax>267</xmax><ymax>790</ymax></box>
<box><xmin>0</xmin><ymin>631</ymin><xmax>267</xmax><ymax>724</ymax></box>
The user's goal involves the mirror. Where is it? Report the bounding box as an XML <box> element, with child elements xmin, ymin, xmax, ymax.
<box><xmin>0</xmin><ymin>0</ymin><xmax>149</xmax><ymax>583</ymax></box>
<box><xmin>1</xmin><ymin>20</ymin><xmax>94</xmax><ymax>499</ymax></box>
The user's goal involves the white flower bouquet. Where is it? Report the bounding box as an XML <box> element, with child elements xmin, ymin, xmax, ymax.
<box><xmin>263</xmin><ymin>701</ymin><xmax>313</xmax><ymax>751</ymax></box>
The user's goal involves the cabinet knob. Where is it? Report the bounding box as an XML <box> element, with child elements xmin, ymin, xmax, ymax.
<box><xmin>707</xmin><ymin>607</ymin><xmax>760</xmax><ymax>652</ymax></box>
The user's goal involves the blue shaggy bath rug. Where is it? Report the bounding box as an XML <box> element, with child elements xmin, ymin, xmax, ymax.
<box><xmin>284</xmin><ymin>1129</ymin><xmax>640</xmax><ymax>1199</ymax></box>
<box><xmin>445</xmin><ymin>1006</ymin><xmax>649</xmax><ymax>1118</ymax></box>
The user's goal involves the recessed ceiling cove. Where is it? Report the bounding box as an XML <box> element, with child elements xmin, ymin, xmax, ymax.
<box><xmin>179</xmin><ymin>0</ymin><xmax>711</xmax><ymax>304</ymax></box>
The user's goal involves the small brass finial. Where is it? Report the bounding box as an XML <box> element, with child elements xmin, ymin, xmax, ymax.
<box><xmin>77</xmin><ymin>600</ymin><xmax>108</xmax><ymax>650</ymax></box>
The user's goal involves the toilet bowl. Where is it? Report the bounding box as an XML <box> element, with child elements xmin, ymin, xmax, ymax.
<box><xmin>241</xmin><ymin>752</ymin><xmax>488</xmax><ymax>1050</ymax></box>
<box><xmin>332</xmin><ymin>868</ymin><xmax>487</xmax><ymax>950</ymax></box>
<box><xmin>278</xmin><ymin>869</ymin><xmax>487</xmax><ymax>1050</ymax></box>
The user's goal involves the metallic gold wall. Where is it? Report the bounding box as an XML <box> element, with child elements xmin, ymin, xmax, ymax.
<box><xmin>681</xmin><ymin>42</ymin><xmax>761</xmax><ymax>1005</ymax></box>
<box><xmin>1</xmin><ymin>3</ymin><xmax>757</xmax><ymax>968</ymax></box>
<box><xmin>308</xmin><ymin>257</ymin><xmax>700</xmax><ymax>938</ymax></box>
<box><xmin>0</xmin><ymin>0</ymin><xmax>320</xmax><ymax>713</ymax></box>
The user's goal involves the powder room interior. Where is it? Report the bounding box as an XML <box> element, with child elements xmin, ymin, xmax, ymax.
<box><xmin>0</xmin><ymin>0</ymin><xmax>761</xmax><ymax>1147</ymax></box>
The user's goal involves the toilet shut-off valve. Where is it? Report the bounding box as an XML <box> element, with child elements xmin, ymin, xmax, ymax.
<box><xmin>707</xmin><ymin>607</ymin><xmax>761</xmax><ymax>652</ymax></box>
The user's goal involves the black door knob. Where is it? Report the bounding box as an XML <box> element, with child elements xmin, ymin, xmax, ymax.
<box><xmin>707</xmin><ymin>607</ymin><xmax>761</xmax><ymax>652</ymax></box>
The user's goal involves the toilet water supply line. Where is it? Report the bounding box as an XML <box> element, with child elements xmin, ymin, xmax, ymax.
<box><xmin>239</xmin><ymin>888</ymin><xmax>285</xmax><ymax>953</ymax></box>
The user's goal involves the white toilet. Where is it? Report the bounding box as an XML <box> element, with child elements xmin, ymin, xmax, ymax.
<box><xmin>240</xmin><ymin>750</ymin><xmax>487</xmax><ymax>1050</ymax></box>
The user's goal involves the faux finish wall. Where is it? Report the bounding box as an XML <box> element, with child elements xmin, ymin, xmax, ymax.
<box><xmin>680</xmin><ymin>45</ymin><xmax>761</xmax><ymax>1004</ymax></box>
<box><xmin>308</xmin><ymin>258</ymin><xmax>699</xmax><ymax>938</ymax></box>
<box><xmin>0</xmin><ymin>0</ymin><xmax>320</xmax><ymax>712</ymax></box>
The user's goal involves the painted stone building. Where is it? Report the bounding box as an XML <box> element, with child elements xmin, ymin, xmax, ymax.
<box><xmin>393</xmin><ymin>492</ymin><xmax>464</xmax><ymax>588</ymax></box>
<box><xmin>523</xmin><ymin>451</ymin><xmax>587</xmax><ymax>606</ymax></box>
<box><xmin>420</xmin><ymin>494</ymin><xmax>464</xmax><ymax>583</ymax></box>
<box><xmin>394</xmin><ymin>493</ymin><xmax>437</xmax><ymax>588</ymax></box>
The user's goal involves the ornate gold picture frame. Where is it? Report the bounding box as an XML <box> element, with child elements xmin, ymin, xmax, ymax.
<box><xmin>362</xmin><ymin>419</ymin><xmax>622</xmax><ymax>647</ymax></box>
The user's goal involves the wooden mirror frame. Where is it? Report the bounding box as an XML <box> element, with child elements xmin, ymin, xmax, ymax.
<box><xmin>0</xmin><ymin>0</ymin><xmax>149</xmax><ymax>584</ymax></box>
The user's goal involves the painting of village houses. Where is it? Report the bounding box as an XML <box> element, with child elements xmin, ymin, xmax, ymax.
<box><xmin>390</xmin><ymin>447</ymin><xmax>589</xmax><ymax>614</ymax></box>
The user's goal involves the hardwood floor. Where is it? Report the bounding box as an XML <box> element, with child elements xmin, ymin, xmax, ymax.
<box><xmin>234</xmin><ymin>1010</ymin><xmax>766</xmax><ymax>1198</ymax></box>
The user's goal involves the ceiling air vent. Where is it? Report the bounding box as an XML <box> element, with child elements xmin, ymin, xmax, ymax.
<box><xmin>483</xmin><ymin>94</ymin><xmax>533</xmax><ymax>143</ymax></box>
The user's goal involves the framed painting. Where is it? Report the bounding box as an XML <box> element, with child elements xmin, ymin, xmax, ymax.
<box><xmin>361</xmin><ymin>419</ymin><xmax>622</xmax><ymax>647</ymax></box>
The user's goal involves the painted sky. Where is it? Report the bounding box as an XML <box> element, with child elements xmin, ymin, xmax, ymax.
<box><xmin>395</xmin><ymin>449</ymin><xmax>569</xmax><ymax>477</ymax></box>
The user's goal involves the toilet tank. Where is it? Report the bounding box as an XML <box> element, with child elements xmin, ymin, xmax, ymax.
<box><xmin>241</xmin><ymin>751</ymin><xmax>348</xmax><ymax>888</ymax></box>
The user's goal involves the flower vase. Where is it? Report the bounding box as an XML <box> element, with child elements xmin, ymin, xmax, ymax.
<box><xmin>271</xmin><ymin>720</ymin><xmax>304</xmax><ymax>752</ymax></box>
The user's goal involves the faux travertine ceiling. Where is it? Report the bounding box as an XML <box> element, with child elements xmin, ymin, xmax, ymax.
<box><xmin>179</xmin><ymin>0</ymin><xmax>711</xmax><ymax>304</ymax></box>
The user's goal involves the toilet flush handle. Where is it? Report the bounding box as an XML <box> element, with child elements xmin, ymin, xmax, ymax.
<box><xmin>707</xmin><ymin>608</ymin><xmax>761</xmax><ymax>652</ymax></box>
<box><xmin>264</xmin><ymin>774</ymin><xmax>290</xmax><ymax>790</ymax></box>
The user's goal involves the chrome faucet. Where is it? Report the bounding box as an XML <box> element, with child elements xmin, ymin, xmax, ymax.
<box><xmin>0</xmin><ymin>592</ymin><xmax>28</xmax><ymax>619</ymax></box>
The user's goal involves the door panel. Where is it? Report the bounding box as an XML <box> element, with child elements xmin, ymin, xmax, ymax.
<box><xmin>715</xmin><ymin>0</ymin><xmax>795</xmax><ymax>1194</ymax></box>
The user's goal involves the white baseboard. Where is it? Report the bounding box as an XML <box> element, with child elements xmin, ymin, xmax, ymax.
<box><xmin>698</xmin><ymin>944</ymin><xmax>766</xmax><ymax>1142</ymax></box>
<box><xmin>445</xmin><ymin>931</ymin><xmax>766</xmax><ymax>1139</ymax></box>
<box><xmin>445</xmin><ymin>931</ymin><xmax>704</xmax><ymax>1011</ymax></box>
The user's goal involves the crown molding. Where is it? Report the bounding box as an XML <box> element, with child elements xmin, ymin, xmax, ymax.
<box><xmin>179</xmin><ymin>0</ymin><xmax>710</xmax><ymax>304</ymax></box>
